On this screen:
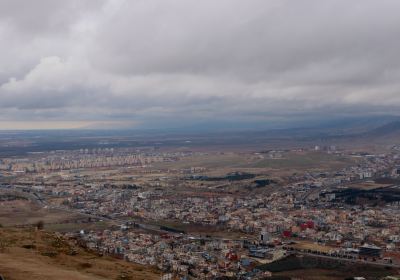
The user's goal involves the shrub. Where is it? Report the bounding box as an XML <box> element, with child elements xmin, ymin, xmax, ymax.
<box><xmin>36</xmin><ymin>220</ymin><xmax>44</xmax><ymax>230</ymax></box>
<box><xmin>41</xmin><ymin>251</ymin><xmax>58</xmax><ymax>258</ymax></box>
<box><xmin>79</xmin><ymin>262</ymin><xmax>92</xmax><ymax>269</ymax></box>
<box><xmin>22</xmin><ymin>244</ymin><xmax>36</xmax><ymax>249</ymax></box>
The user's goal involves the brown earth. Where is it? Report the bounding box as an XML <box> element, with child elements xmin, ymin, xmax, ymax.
<box><xmin>0</xmin><ymin>199</ymin><xmax>82</xmax><ymax>227</ymax></box>
<box><xmin>0</xmin><ymin>227</ymin><xmax>160</xmax><ymax>280</ymax></box>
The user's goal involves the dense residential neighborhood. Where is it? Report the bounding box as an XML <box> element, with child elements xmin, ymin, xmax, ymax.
<box><xmin>2</xmin><ymin>145</ymin><xmax>400</xmax><ymax>279</ymax></box>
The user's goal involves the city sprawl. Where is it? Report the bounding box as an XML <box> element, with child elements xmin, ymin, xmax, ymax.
<box><xmin>1</xmin><ymin>142</ymin><xmax>400</xmax><ymax>279</ymax></box>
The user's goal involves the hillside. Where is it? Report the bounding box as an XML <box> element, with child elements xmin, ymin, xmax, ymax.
<box><xmin>0</xmin><ymin>227</ymin><xmax>160</xmax><ymax>280</ymax></box>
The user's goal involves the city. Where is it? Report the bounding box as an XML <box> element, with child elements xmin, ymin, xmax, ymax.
<box><xmin>1</xmin><ymin>1</ymin><xmax>400</xmax><ymax>279</ymax></box>
<box><xmin>1</xmin><ymin>132</ymin><xmax>400</xmax><ymax>279</ymax></box>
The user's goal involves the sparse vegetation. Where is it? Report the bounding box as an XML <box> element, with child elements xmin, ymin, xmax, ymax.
<box><xmin>41</xmin><ymin>250</ymin><xmax>58</xmax><ymax>258</ymax></box>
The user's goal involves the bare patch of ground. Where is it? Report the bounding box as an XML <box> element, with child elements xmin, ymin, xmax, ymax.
<box><xmin>0</xmin><ymin>199</ymin><xmax>80</xmax><ymax>227</ymax></box>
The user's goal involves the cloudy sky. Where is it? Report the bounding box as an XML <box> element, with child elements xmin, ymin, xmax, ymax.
<box><xmin>1</xmin><ymin>0</ymin><xmax>400</xmax><ymax>130</ymax></box>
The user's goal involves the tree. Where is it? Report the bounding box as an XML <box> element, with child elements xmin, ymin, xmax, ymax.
<box><xmin>36</xmin><ymin>220</ymin><xmax>44</xmax><ymax>230</ymax></box>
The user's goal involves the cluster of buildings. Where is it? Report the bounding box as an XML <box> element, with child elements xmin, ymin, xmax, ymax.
<box><xmin>2</xmin><ymin>146</ymin><xmax>400</xmax><ymax>278</ymax></box>
<box><xmin>74</xmin><ymin>228</ymin><xmax>275</xmax><ymax>279</ymax></box>
<box><xmin>0</xmin><ymin>148</ymin><xmax>190</xmax><ymax>173</ymax></box>
<box><xmin>70</xmin><ymin>195</ymin><xmax>400</xmax><ymax>278</ymax></box>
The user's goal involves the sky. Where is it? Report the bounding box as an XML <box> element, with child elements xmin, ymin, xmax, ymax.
<box><xmin>1</xmin><ymin>0</ymin><xmax>400</xmax><ymax>130</ymax></box>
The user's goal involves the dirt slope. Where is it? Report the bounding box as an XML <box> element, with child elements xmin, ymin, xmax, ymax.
<box><xmin>0</xmin><ymin>228</ymin><xmax>160</xmax><ymax>280</ymax></box>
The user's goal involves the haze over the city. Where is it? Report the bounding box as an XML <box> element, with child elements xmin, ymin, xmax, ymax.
<box><xmin>1</xmin><ymin>0</ymin><xmax>400</xmax><ymax>130</ymax></box>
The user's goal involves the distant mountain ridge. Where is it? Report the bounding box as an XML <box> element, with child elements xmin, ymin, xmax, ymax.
<box><xmin>363</xmin><ymin>120</ymin><xmax>400</xmax><ymax>137</ymax></box>
<box><xmin>1</xmin><ymin>115</ymin><xmax>400</xmax><ymax>153</ymax></box>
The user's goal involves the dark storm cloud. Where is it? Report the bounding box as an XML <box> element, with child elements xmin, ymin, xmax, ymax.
<box><xmin>1</xmin><ymin>0</ymin><xmax>400</xmax><ymax>128</ymax></box>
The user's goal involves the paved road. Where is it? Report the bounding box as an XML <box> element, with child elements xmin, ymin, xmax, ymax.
<box><xmin>287</xmin><ymin>249</ymin><xmax>400</xmax><ymax>269</ymax></box>
<box><xmin>47</xmin><ymin>204</ymin><xmax>163</xmax><ymax>232</ymax></box>
<box><xmin>2</xmin><ymin>184</ymin><xmax>163</xmax><ymax>233</ymax></box>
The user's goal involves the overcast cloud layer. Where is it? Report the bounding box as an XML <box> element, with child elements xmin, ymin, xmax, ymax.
<box><xmin>1</xmin><ymin>0</ymin><xmax>400</xmax><ymax>129</ymax></box>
